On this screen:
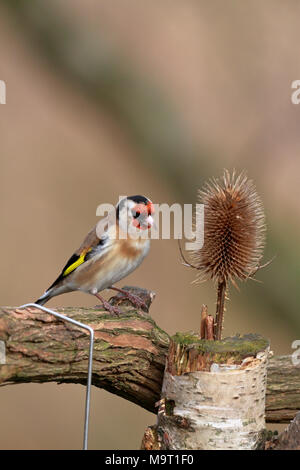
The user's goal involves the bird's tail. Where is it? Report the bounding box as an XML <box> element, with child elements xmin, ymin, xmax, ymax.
<box><xmin>34</xmin><ymin>290</ymin><xmax>52</xmax><ymax>306</ymax></box>
<box><xmin>34</xmin><ymin>284</ymin><xmax>71</xmax><ymax>306</ymax></box>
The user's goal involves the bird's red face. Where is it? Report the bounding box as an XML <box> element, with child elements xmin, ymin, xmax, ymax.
<box><xmin>131</xmin><ymin>201</ymin><xmax>155</xmax><ymax>230</ymax></box>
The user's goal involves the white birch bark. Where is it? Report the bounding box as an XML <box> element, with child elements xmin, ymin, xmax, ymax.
<box><xmin>158</xmin><ymin>346</ymin><xmax>269</xmax><ymax>450</ymax></box>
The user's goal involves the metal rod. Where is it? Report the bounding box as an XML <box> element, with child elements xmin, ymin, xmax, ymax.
<box><xmin>17</xmin><ymin>303</ymin><xmax>94</xmax><ymax>450</ymax></box>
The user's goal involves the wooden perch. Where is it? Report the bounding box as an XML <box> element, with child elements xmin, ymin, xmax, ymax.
<box><xmin>0</xmin><ymin>286</ymin><xmax>299</xmax><ymax>423</ymax></box>
<box><xmin>266</xmin><ymin>411</ymin><xmax>300</xmax><ymax>450</ymax></box>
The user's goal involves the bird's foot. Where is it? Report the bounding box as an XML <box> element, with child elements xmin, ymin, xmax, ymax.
<box><xmin>102</xmin><ymin>300</ymin><xmax>123</xmax><ymax>316</ymax></box>
<box><xmin>110</xmin><ymin>287</ymin><xmax>148</xmax><ymax>311</ymax></box>
<box><xmin>123</xmin><ymin>292</ymin><xmax>148</xmax><ymax>310</ymax></box>
<box><xmin>94</xmin><ymin>294</ymin><xmax>123</xmax><ymax>315</ymax></box>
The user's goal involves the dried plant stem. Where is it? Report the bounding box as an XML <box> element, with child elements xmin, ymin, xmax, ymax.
<box><xmin>200</xmin><ymin>305</ymin><xmax>214</xmax><ymax>340</ymax></box>
<box><xmin>214</xmin><ymin>280</ymin><xmax>227</xmax><ymax>340</ymax></box>
<box><xmin>200</xmin><ymin>304</ymin><xmax>208</xmax><ymax>339</ymax></box>
<box><xmin>205</xmin><ymin>315</ymin><xmax>214</xmax><ymax>340</ymax></box>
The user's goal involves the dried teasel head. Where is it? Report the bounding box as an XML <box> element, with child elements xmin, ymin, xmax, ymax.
<box><xmin>193</xmin><ymin>169</ymin><xmax>266</xmax><ymax>285</ymax></box>
<box><xmin>190</xmin><ymin>170</ymin><xmax>266</xmax><ymax>340</ymax></box>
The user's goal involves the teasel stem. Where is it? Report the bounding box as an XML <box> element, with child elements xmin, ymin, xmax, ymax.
<box><xmin>214</xmin><ymin>280</ymin><xmax>227</xmax><ymax>340</ymax></box>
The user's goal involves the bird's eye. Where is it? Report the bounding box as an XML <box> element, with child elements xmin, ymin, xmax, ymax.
<box><xmin>132</xmin><ymin>210</ymin><xmax>140</xmax><ymax>219</ymax></box>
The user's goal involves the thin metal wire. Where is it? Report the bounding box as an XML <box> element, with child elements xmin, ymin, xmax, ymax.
<box><xmin>17</xmin><ymin>303</ymin><xmax>94</xmax><ymax>450</ymax></box>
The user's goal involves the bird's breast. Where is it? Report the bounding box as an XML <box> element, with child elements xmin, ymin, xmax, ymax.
<box><xmin>70</xmin><ymin>237</ymin><xmax>150</xmax><ymax>293</ymax></box>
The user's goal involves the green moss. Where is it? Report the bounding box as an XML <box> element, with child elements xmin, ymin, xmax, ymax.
<box><xmin>93</xmin><ymin>341</ymin><xmax>111</xmax><ymax>351</ymax></box>
<box><xmin>165</xmin><ymin>399</ymin><xmax>175</xmax><ymax>416</ymax></box>
<box><xmin>172</xmin><ymin>331</ymin><xmax>200</xmax><ymax>345</ymax></box>
<box><xmin>172</xmin><ymin>332</ymin><xmax>269</xmax><ymax>360</ymax></box>
<box><xmin>242</xmin><ymin>418</ymin><xmax>256</xmax><ymax>427</ymax></box>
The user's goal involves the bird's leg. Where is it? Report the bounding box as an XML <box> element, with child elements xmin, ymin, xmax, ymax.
<box><xmin>109</xmin><ymin>286</ymin><xmax>148</xmax><ymax>310</ymax></box>
<box><xmin>94</xmin><ymin>293</ymin><xmax>123</xmax><ymax>315</ymax></box>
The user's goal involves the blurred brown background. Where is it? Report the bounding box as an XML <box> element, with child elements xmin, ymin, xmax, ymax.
<box><xmin>0</xmin><ymin>0</ymin><xmax>299</xmax><ymax>449</ymax></box>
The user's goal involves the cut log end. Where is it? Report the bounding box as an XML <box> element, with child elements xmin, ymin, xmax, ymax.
<box><xmin>166</xmin><ymin>332</ymin><xmax>270</xmax><ymax>375</ymax></box>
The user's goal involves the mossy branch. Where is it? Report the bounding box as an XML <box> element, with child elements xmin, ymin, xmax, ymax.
<box><xmin>0</xmin><ymin>287</ymin><xmax>299</xmax><ymax>423</ymax></box>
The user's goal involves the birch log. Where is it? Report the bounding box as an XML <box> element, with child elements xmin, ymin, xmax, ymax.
<box><xmin>154</xmin><ymin>333</ymin><xmax>270</xmax><ymax>450</ymax></box>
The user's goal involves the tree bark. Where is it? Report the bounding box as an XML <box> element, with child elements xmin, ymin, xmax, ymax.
<box><xmin>0</xmin><ymin>287</ymin><xmax>169</xmax><ymax>413</ymax></box>
<box><xmin>266</xmin><ymin>411</ymin><xmax>300</xmax><ymax>450</ymax></box>
<box><xmin>0</xmin><ymin>287</ymin><xmax>299</xmax><ymax>423</ymax></box>
<box><xmin>156</xmin><ymin>334</ymin><xmax>269</xmax><ymax>450</ymax></box>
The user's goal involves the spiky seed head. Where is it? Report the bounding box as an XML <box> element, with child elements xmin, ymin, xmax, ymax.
<box><xmin>193</xmin><ymin>170</ymin><xmax>266</xmax><ymax>284</ymax></box>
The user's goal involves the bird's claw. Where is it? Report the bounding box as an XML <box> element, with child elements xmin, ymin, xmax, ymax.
<box><xmin>120</xmin><ymin>292</ymin><xmax>148</xmax><ymax>311</ymax></box>
<box><xmin>103</xmin><ymin>301</ymin><xmax>123</xmax><ymax>315</ymax></box>
<box><xmin>95</xmin><ymin>301</ymin><xmax>123</xmax><ymax>316</ymax></box>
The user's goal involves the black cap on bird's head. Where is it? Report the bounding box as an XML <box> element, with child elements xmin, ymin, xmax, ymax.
<box><xmin>127</xmin><ymin>195</ymin><xmax>149</xmax><ymax>205</ymax></box>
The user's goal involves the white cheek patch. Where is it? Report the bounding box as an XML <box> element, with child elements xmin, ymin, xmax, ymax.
<box><xmin>147</xmin><ymin>215</ymin><xmax>154</xmax><ymax>226</ymax></box>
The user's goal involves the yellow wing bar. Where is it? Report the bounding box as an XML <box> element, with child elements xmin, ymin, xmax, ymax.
<box><xmin>63</xmin><ymin>248</ymin><xmax>92</xmax><ymax>277</ymax></box>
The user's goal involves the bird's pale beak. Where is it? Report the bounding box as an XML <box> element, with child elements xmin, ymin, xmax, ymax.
<box><xmin>146</xmin><ymin>215</ymin><xmax>154</xmax><ymax>228</ymax></box>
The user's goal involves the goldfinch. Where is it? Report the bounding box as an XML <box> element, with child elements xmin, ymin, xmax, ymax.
<box><xmin>35</xmin><ymin>195</ymin><xmax>154</xmax><ymax>314</ymax></box>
